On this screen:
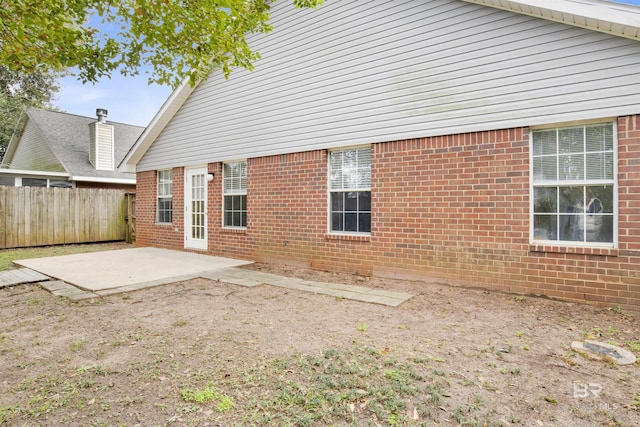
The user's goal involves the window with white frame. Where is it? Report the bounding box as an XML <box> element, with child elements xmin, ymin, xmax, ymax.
<box><xmin>531</xmin><ymin>122</ymin><xmax>615</xmax><ymax>244</ymax></box>
<box><xmin>157</xmin><ymin>169</ymin><xmax>173</xmax><ymax>223</ymax></box>
<box><xmin>223</xmin><ymin>161</ymin><xmax>247</xmax><ymax>228</ymax></box>
<box><xmin>329</xmin><ymin>147</ymin><xmax>371</xmax><ymax>233</ymax></box>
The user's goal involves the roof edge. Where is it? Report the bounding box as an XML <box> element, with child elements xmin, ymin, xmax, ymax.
<box><xmin>69</xmin><ymin>175</ymin><xmax>136</xmax><ymax>184</ymax></box>
<box><xmin>463</xmin><ymin>0</ymin><xmax>640</xmax><ymax>40</ymax></box>
<box><xmin>0</xmin><ymin>169</ymin><xmax>69</xmax><ymax>178</ymax></box>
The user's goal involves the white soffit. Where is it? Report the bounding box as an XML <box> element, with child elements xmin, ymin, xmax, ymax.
<box><xmin>463</xmin><ymin>0</ymin><xmax>640</xmax><ymax>40</ymax></box>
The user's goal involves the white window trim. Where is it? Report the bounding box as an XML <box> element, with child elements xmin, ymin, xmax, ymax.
<box><xmin>156</xmin><ymin>169</ymin><xmax>173</xmax><ymax>224</ymax></box>
<box><xmin>328</xmin><ymin>146</ymin><xmax>372</xmax><ymax>235</ymax></box>
<box><xmin>222</xmin><ymin>160</ymin><xmax>248</xmax><ymax>229</ymax></box>
<box><xmin>529</xmin><ymin>121</ymin><xmax>618</xmax><ymax>248</ymax></box>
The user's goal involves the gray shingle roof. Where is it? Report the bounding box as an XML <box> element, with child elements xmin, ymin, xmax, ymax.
<box><xmin>27</xmin><ymin>108</ymin><xmax>144</xmax><ymax>181</ymax></box>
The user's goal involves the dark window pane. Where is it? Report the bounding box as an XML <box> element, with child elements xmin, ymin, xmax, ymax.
<box><xmin>344</xmin><ymin>213</ymin><xmax>357</xmax><ymax>232</ymax></box>
<box><xmin>560</xmin><ymin>187</ymin><xmax>583</xmax><ymax>214</ymax></box>
<box><xmin>50</xmin><ymin>180</ymin><xmax>72</xmax><ymax>188</ymax></box>
<box><xmin>533</xmin><ymin>215</ymin><xmax>557</xmax><ymax>240</ymax></box>
<box><xmin>589</xmin><ymin>215</ymin><xmax>613</xmax><ymax>243</ymax></box>
<box><xmin>157</xmin><ymin>198</ymin><xmax>172</xmax><ymax>223</ymax></box>
<box><xmin>587</xmin><ymin>185</ymin><xmax>613</xmax><ymax>213</ymax></box>
<box><xmin>585</xmin><ymin>214</ymin><xmax>605</xmax><ymax>242</ymax></box>
<box><xmin>359</xmin><ymin>191</ymin><xmax>371</xmax><ymax>211</ymax></box>
<box><xmin>345</xmin><ymin>191</ymin><xmax>358</xmax><ymax>211</ymax></box>
<box><xmin>359</xmin><ymin>213</ymin><xmax>371</xmax><ymax>232</ymax></box>
<box><xmin>22</xmin><ymin>178</ymin><xmax>47</xmax><ymax>187</ymax></box>
<box><xmin>0</xmin><ymin>176</ymin><xmax>15</xmax><ymax>186</ymax></box>
<box><xmin>331</xmin><ymin>213</ymin><xmax>343</xmax><ymax>231</ymax></box>
<box><xmin>534</xmin><ymin>187</ymin><xmax>557</xmax><ymax>213</ymax></box>
<box><xmin>331</xmin><ymin>192</ymin><xmax>343</xmax><ymax>211</ymax></box>
<box><xmin>559</xmin><ymin>215</ymin><xmax>583</xmax><ymax>241</ymax></box>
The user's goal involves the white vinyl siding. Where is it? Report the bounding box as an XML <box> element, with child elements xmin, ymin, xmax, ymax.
<box><xmin>89</xmin><ymin>122</ymin><xmax>115</xmax><ymax>171</ymax></box>
<box><xmin>137</xmin><ymin>0</ymin><xmax>640</xmax><ymax>172</ymax></box>
<box><xmin>9</xmin><ymin>119</ymin><xmax>64</xmax><ymax>172</ymax></box>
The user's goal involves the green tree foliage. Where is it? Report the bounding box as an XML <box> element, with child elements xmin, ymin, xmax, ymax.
<box><xmin>0</xmin><ymin>66</ymin><xmax>61</xmax><ymax>152</ymax></box>
<box><xmin>1</xmin><ymin>0</ymin><xmax>324</xmax><ymax>88</ymax></box>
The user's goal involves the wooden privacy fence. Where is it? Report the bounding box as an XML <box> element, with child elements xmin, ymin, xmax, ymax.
<box><xmin>0</xmin><ymin>187</ymin><xmax>128</xmax><ymax>249</ymax></box>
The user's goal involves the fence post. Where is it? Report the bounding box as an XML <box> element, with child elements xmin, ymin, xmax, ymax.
<box><xmin>0</xmin><ymin>187</ymin><xmax>128</xmax><ymax>248</ymax></box>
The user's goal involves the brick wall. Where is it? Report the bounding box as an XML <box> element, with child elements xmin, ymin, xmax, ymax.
<box><xmin>136</xmin><ymin>116</ymin><xmax>640</xmax><ymax>310</ymax></box>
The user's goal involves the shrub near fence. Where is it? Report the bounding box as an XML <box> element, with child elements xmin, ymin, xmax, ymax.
<box><xmin>0</xmin><ymin>187</ymin><xmax>127</xmax><ymax>249</ymax></box>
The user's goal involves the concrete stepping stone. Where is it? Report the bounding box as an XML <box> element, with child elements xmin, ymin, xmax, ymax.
<box><xmin>0</xmin><ymin>268</ymin><xmax>49</xmax><ymax>288</ymax></box>
<box><xmin>571</xmin><ymin>340</ymin><xmax>637</xmax><ymax>365</ymax></box>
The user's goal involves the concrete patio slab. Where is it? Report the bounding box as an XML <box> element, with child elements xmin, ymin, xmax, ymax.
<box><xmin>14</xmin><ymin>247</ymin><xmax>253</xmax><ymax>291</ymax></box>
<box><xmin>8</xmin><ymin>247</ymin><xmax>413</xmax><ymax>307</ymax></box>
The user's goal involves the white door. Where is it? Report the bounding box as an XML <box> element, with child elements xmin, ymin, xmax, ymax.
<box><xmin>185</xmin><ymin>167</ymin><xmax>207</xmax><ymax>250</ymax></box>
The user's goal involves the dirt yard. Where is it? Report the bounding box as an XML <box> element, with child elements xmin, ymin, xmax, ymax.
<box><xmin>0</xmin><ymin>252</ymin><xmax>639</xmax><ymax>426</ymax></box>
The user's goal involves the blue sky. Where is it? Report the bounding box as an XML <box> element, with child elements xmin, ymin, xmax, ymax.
<box><xmin>54</xmin><ymin>0</ymin><xmax>640</xmax><ymax>127</ymax></box>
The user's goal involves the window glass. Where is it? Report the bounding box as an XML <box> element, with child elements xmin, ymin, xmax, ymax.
<box><xmin>22</xmin><ymin>178</ymin><xmax>47</xmax><ymax>187</ymax></box>
<box><xmin>157</xmin><ymin>170</ymin><xmax>173</xmax><ymax>223</ymax></box>
<box><xmin>329</xmin><ymin>147</ymin><xmax>371</xmax><ymax>233</ymax></box>
<box><xmin>50</xmin><ymin>180</ymin><xmax>72</xmax><ymax>188</ymax></box>
<box><xmin>223</xmin><ymin>161</ymin><xmax>247</xmax><ymax>228</ymax></box>
<box><xmin>0</xmin><ymin>176</ymin><xmax>15</xmax><ymax>186</ymax></box>
<box><xmin>532</xmin><ymin>123</ymin><xmax>614</xmax><ymax>245</ymax></box>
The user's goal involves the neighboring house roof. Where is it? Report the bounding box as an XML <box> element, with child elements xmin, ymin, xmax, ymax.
<box><xmin>120</xmin><ymin>0</ymin><xmax>640</xmax><ymax>171</ymax></box>
<box><xmin>3</xmin><ymin>108</ymin><xmax>144</xmax><ymax>184</ymax></box>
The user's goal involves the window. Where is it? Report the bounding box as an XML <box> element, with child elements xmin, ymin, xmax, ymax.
<box><xmin>329</xmin><ymin>147</ymin><xmax>371</xmax><ymax>233</ymax></box>
<box><xmin>49</xmin><ymin>180</ymin><xmax>72</xmax><ymax>188</ymax></box>
<box><xmin>21</xmin><ymin>178</ymin><xmax>47</xmax><ymax>187</ymax></box>
<box><xmin>223</xmin><ymin>161</ymin><xmax>247</xmax><ymax>228</ymax></box>
<box><xmin>531</xmin><ymin>122</ymin><xmax>615</xmax><ymax>244</ymax></box>
<box><xmin>157</xmin><ymin>170</ymin><xmax>173</xmax><ymax>223</ymax></box>
<box><xmin>0</xmin><ymin>176</ymin><xmax>14</xmax><ymax>186</ymax></box>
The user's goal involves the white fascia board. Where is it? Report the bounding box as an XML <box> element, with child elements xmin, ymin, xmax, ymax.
<box><xmin>0</xmin><ymin>169</ymin><xmax>69</xmax><ymax>178</ymax></box>
<box><xmin>119</xmin><ymin>77</ymin><xmax>197</xmax><ymax>173</ymax></box>
<box><xmin>69</xmin><ymin>176</ymin><xmax>136</xmax><ymax>185</ymax></box>
<box><xmin>463</xmin><ymin>0</ymin><xmax>640</xmax><ymax>40</ymax></box>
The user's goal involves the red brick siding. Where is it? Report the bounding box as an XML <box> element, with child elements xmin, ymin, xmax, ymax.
<box><xmin>136</xmin><ymin>169</ymin><xmax>184</xmax><ymax>249</ymax></box>
<box><xmin>206</xmin><ymin>162</ymin><xmax>252</xmax><ymax>260</ymax></box>
<box><xmin>136</xmin><ymin>116</ymin><xmax>640</xmax><ymax>310</ymax></box>
<box><xmin>371</xmin><ymin>128</ymin><xmax>530</xmax><ymax>289</ymax></box>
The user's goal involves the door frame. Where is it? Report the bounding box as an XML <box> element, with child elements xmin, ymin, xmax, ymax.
<box><xmin>184</xmin><ymin>166</ymin><xmax>208</xmax><ymax>250</ymax></box>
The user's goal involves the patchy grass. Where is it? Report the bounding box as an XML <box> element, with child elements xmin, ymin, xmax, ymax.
<box><xmin>0</xmin><ymin>242</ymin><xmax>131</xmax><ymax>271</ymax></box>
<box><xmin>1</xmin><ymin>244</ymin><xmax>638</xmax><ymax>426</ymax></box>
<box><xmin>180</xmin><ymin>383</ymin><xmax>233</xmax><ymax>412</ymax></box>
<box><xmin>226</xmin><ymin>344</ymin><xmax>492</xmax><ymax>426</ymax></box>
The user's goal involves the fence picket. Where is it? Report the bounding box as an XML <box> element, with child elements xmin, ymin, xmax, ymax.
<box><xmin>0</xmin><ymin>187</ymin><xmax>128</xmax><ymax>249</ymax></box>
